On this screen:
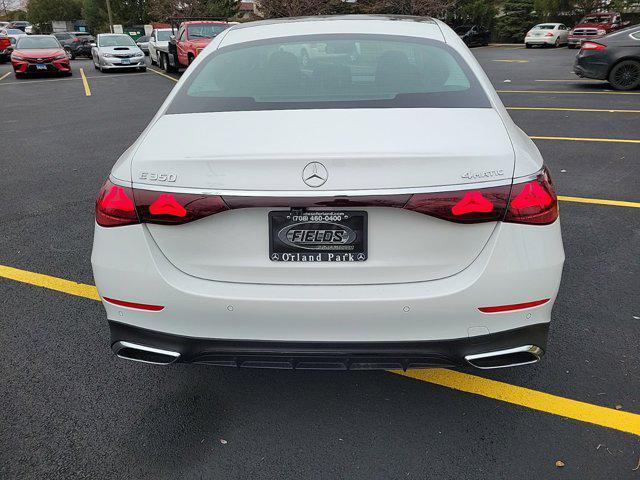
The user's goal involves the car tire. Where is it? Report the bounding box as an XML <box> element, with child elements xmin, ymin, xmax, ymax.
<box><xmin>139</xmin><ymin>66</ymin><xmax>146</xmax><ymax>72</ymax></box>
<box><xmin>65</xmin><ymin>48</ymin><xmax>76</xmax><ymax>60</ymax></box>
<box><xmin>567</xmin><ymin>44</ymin><xmax>576</xmax><ymax>50</ymax></box>
<box><xmin>525</xmin><ymin>43</ymin><xmax>532</xmax><ymax>49</ymax></box>
<box><xmin>554</xmin><ymin>38</ymin><xmax>560</xmax><ymax>48</ymax></box>
<box><xmin>187</xmin><ymin>54</ymin><xmax>194</xmax><ymax>66</ymax></box>
<box><xmin>14</xmin><ymin>72</ymin><xmax>24</xmax><ymax>79</ymax></box>
<box><xmin>150</xmin><ymin>54</ymin><xmax>156</xmax><ymax>66</ymax></box>
<box><xmin>608</xmin><ymin>60</ymin><xmax>640</xmax><ymax>91</ymax></box>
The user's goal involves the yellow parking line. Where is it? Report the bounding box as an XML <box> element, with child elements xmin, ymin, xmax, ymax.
<box><xmin>79</xmin><ymin>68</ymin><xmax>91</xmax><ymax>96</ymax></box>
<box><xmin>498</xmin><ymin>89</ymin><xmax>640</xmax><ymax>95</ymax></box>
<box><xmin>508</xmin><ymin>106</ymin><xmax>640</xmax><ymax>113</ymax></box>
<box><xmin>392</xmin><ymin>369</ymin><xmax>640</xmax><ymax>436</ymax></box>
<box><xmin>530</xmin><ymin>135</ymin><xmax>640</xmax><ymax>144</ymax></box>
<box><xmin>2</xmin><ymin>262</ymin><xmax>640</xmax><ymax>436</ymax></box>
<box><xmin>149</xmin><ymin>67</ymin><xmax>178</xmax><ymax>83</ymax></box>
<box><xmin>559</xmin><ymin>195</ymin><xmax>640</xmax><ymax>208</ymax></box>
<box><xmin>535</xmin><ymin>79</ymin><xmax>603</xmax><ymax>83</ymax></box>
<box><xmin>0</xmin><ymin>72</ymin><xmax>10</xmax><ymax>81</ymax></box>
<box><xmin>0</xmin><ymin>265</ymin><xmax>99</xmax><ymax>301</ymax></box>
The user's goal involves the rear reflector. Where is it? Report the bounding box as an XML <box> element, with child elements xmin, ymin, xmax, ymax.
<box><xmin>95</xmin><ymin>167</ymin><xmax>558</xmax><ymax>227</ymax></box>
<box><xmin>103</xmin><ymin>297</ymin><xmax>165</xmax><ymax>311</ymax></box>
<box><xmin>478</xmin><ymin>298</ymin><xmax>550</xmax><ymax>313</ymax></box>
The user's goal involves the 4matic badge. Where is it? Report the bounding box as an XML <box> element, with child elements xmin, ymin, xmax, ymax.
<box><xmin>461</xmin><ymin>169</ymin><xmax>505</xmax><ymax>180</ymax></box>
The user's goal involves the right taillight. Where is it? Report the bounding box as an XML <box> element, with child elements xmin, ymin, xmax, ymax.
<box><xmin>504</xmin><ymin>167</ymin><xmax>558</xmax><ymax>225</ymax></box>
<box><xmin>581</xmin><ymin>41</ymin><xmax>606</xmax><ymax>51</ymax></box>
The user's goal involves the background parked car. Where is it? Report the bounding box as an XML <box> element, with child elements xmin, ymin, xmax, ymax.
<box><xmin>454</xmin><ymin>25</ymin><xmax>491</xmax><ymax>47</ymax></box>
<box><xmin>574</xmin><ymin>26</ymin><xmax>640</xmax><ymax>90</ymax></box>
<box><xmin>568</xmin><ymin>12</ymin><xmax>629</xmax><ymax>49</ymax></box>
<box><xmin>11</xmin><ymin>35</ymin><xmax>71</xmax><ymax>78</ymax></box>
<box><xmin>0</xmin><ymin>33</ymin><xmax>12</xmax><ymax>62</ymax></box>
<box><xmin>92</xmin><ymin>33</ymin><xmax>146</xmax><ymax>72</ymax></box>
<box><xmin>525</xmin><ymin>23</ymin><xmax>570</xmax><ymax>48</ymax></box>
<box><xmin>53</xmin><ymin>32</ymin><xmax>95</xmax><ymax>60</ymax></box>
<box><xmin>135</xmin><ymin>35</ymin><xmax>150</xmax><ymax>54</ymax></box>
<box><xmin>148</xmin><ymin>28</ymin><xmax>172</xmax><ymax>65</ymax></box>
<box><xmin>53</xmin><ymin>31</ymin><xmax>94</xmax><ymax>59</ymax></box>
<box><xmin>8</xmin><ymin>21</ymin><xmax>31</xmax><ymax>33</ymax></box>
<box><xmin>0</xmin><ymin>28</ymin><xmax>25</xmax><ymax>50</ymax></box>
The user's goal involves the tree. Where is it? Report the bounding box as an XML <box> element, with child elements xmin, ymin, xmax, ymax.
<box><xmin>255</xmin><ymin>0</ymin><xmax>334</xmax><ymax>18</ymax></box>
<box><xmin>27</xmin><ymin>0</ymin><xmax>82</xmax><ymax>24</ymax></box>
<box><xmin>448</xmin><ymin>0</ymin><xmax>496</xmax><ymax>28</ymax></box>
<box><xmin>361</xmin><ymin>0</ymin><xmax>458</xmax><ymax>17</ymax></box>
<box><xmin>495</xmin><ymin>0</ymin><xmax>536</xmax><ymax>42</ymax></box>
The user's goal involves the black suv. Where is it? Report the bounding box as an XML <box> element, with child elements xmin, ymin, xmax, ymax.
<box><xmin>53</xmin><ymin>31</ymin><xmax>94</xmax><ymax>59</ymax></box>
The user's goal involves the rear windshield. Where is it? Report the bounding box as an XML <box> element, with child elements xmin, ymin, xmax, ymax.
<box><xmin>16</xmin><ymin>36</ymin><xmax>60</xmax><ymax>49</ymax></box>
<box><xmin>156</xmin><ymin>30</ymin><xmax>171</xmax><ymax>41</ymax></box>
<box><xmin>99</xmin><ymin>34</ymin><xmax>135</xmax><ymax>47</ymax></box>
<box><xmin>188</xmin><ymin>23</ymin><xmax>230</xmax><ymax>39</ymax></box>
<box><xmin>533</xmin><ymin>24</ymin><xmax>555</xmax><ymax>29</ymax></box>
<box><xmin>167</xmin><ymin>34</ymin><xmax>490</xmax><ymax>114</ymax></box>
<box><xmin>5</xmin><ymin>29</ymin><xmax>23</xmax><ymax>35</ymax></box>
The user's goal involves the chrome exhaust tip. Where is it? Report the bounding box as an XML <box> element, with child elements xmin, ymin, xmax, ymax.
<box><xmin>465</xmin><ymin>345</ymin><xmax>543</xmax><ymax>369</ymax></box>
<box><xmin>112</xmin><ymin>341</ymin><xmax>180</xmax><ymax>365</ymax></box>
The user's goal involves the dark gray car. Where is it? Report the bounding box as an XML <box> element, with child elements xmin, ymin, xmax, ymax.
<box><xmin>574</xmin><ymin>25</ymin><xmax>640</xmax><ymax>90</ymax></box>
<box><xmin>53</xmin><ymin>31</ymin><xmax>94</xmax><ymax>59</ymax></box>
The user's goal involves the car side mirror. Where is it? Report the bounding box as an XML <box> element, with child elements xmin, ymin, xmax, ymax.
<box><xmin>169</xmin><ymin>35</ymin><xmax>175</xmax><ymax>42</ymax></box>
<box><xmin>90</xmin><ymin>42</ymin><xmax>96</xmax><ymax>47</ymax></box>
<box><xmin>150</xmin><ymin>37</ymin><xmax>155</xmax><ymax>42</ymax></box>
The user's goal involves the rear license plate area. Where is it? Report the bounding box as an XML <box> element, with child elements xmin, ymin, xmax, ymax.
<box><xmin>269</xmin><ymin>210</ymin><xmax>367</xmax><ymax>262</ymax></box>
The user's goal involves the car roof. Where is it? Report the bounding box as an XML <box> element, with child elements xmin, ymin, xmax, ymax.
<box><xmin>222</xmin><ymin>15</ymin><xmax>443</xmax><ymax>46</ymax></box>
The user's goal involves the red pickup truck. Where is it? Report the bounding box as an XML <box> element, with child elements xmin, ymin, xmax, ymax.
<box><xmin>567</xmin><ymin>12</ymin><xmax>631</xmax><ymax>49</ymax></box>
<box><xmin>158</xmin><ymin>20</ymin><xmax>230</xmax><ymax>72</ymax></box>
<box><xmin>0</xmin><ymin>34</ymin><xmax>12</xmax><ymax>62</ymax></box>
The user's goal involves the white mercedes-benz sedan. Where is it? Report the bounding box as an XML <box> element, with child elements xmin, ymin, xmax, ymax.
<box><xmin>92</xmin><ymin>15</ymin><xmax>564</xmax><ymax>370</ymax></box>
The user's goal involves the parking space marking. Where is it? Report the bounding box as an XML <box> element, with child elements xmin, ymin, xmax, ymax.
<box><xmin>149</xmin><ymin>67</ymin><xmax>178</xmax><ymax>83</ymax></box>
<box><xmin>508</xmin><ymin>106</ymin><xmax>640</xmax><ymax>114</ymax></box>
<box><xmin>392</xmin><ymin>369</ymin><xmax>640</xmax><ymax>436</ymax></box>
<box><xmin>558</xmin><ymin>195</ymin><xmax>640</xmax><ymax>209</ymax></box>
<box><xmin>0</xmin><ymin>265</ymin><xmax>99</xmax><ymax>300</ymax></box>
<box><xmin>493</xmin><ymin>59</ymin><xmax>529</xmax><ymax>63</ymax></box>
<box><xmin>498</xmin><ymin>89</ymin><xmax>640</xmax><ymax>95</ymax></box>
<box><xmin>0</xmin><ymin>72</ymin><xmax>10</xmax><ymax>81</ymax></box>
<box><xmin>535</xmin><ymin>79</ymin><xmax>604</xmax><ymax>83</ymax></box>
<box><xmin>2</xmin><ymin>262</ymin><xmax>640</xmax><ymax>436</ymax></box>
<box><xmin>80</xmin><ymin>68</ymin><xmax>91</xmax><ymax>97</ymax></box>
<box><xmin>530</xmin><ymin>135</ymin><xmax>640</xmax><ymax>144</ymax></box>
<box><xmin>0</xmin><ymin>72</ymin><xmax>151</xmax><ymax>87</ymax></box>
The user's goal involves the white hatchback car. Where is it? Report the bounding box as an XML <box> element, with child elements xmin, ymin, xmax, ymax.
<box><xmin>92</xmin><ymin>15</ymin><xmax>564</xmax><ymax>370</ymax></box>
<box><xmin>525</xmin><ymin>23</ymin><xmax>570</xmax><ymax>48</ymax></box>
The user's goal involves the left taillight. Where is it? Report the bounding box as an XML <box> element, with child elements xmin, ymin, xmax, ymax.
<box><xmin>96</xmin><ymin>179</ymin><xmax>139</xmax><ymax>227</ymax></box>
<box><xmin>95</xmin><ymin>179</ymin><xmax>229</xmax><ymax>227</ymax></box>
<box><xmin>581</xmin><ymin>42</ymin><xmax>605</xmax><ymax>51</ymax></box>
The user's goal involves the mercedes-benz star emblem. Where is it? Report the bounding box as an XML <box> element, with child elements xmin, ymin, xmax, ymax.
<box><xmin>302</xmin><ymin>162</ymin><xmax>328</xmax><ymax>188</ymax></box>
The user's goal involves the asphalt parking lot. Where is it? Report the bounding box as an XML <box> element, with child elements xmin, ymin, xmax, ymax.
<box><xmin>1</xmin><ymin>45</ymin><xmax>639</xmax><ymax>479</ymax></box>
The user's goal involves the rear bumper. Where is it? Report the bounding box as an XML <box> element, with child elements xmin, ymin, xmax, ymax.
<box><xmin>92</xmin><ymin>218</ymin><xmax>564</xmax><ymax>344</ymax></box>
<box><xmin>525</xmin><ymin>36</ymin><xmax>556</xmax><ymax>45</ymax></box>
<box><xmin>573</xmin><ymin>55</ymin><xmax>609</xmax><ymax>80</ymax></box>
<box><xmin>110</xmin><ymin>320</ymin><xmax>549</xmax><ymax>370</ymax></box>
<box><xmin>568</xmin><ymin>35</ymin><xmax>602</xmax><ymax>46</ymax></box>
